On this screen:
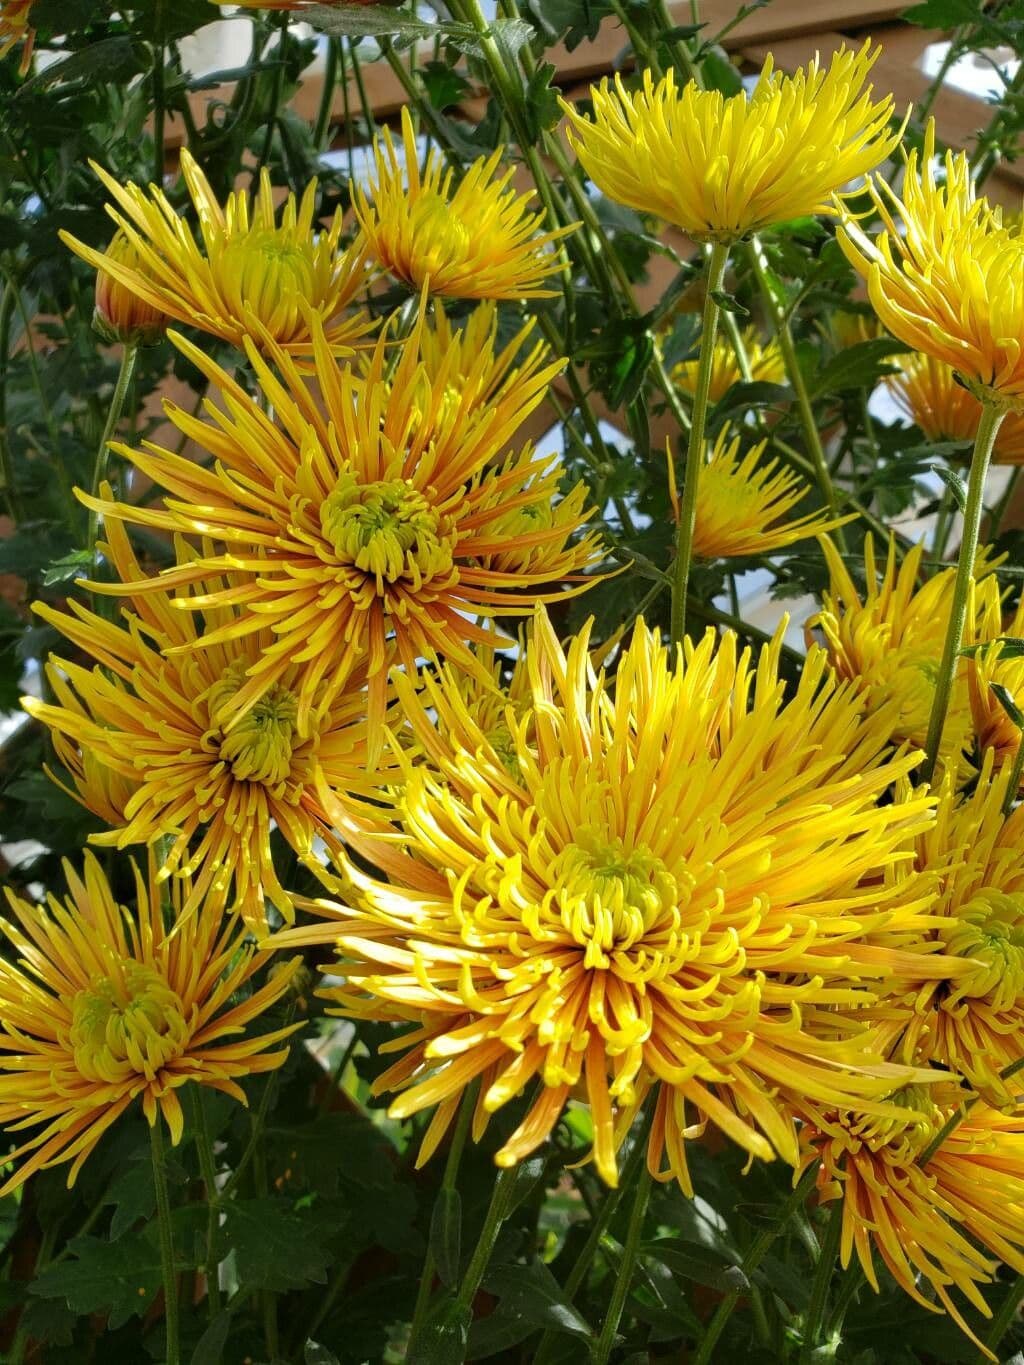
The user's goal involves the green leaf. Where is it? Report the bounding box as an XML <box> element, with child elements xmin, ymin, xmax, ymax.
<box><xmin>103</xmin><ymin>1156</ymin><xmax>155</xmax><ymax>1240</ymax></box>
<box><xmin>902</xmin><ymin>0</ymin><xmax>980</xmax><ymax>25</ymax></box>
<box><xmin>223</xmin><ymin>1197</ymin><xmax>331</xmax><ymax>1294</ymax></box>
<box><xmin>808</xmin><ymin>339</ymin><xmax>910</xmax><ymax>399</ymax></box>
<box><xmin>304</xmin><ymin>1343</ymin><xmax>342</xmax><ymax>1365</ymax></box>
<box><xmin>29</xmin><ymin>1233</ymin><xmax>163</xmax><ymax>1330</ymax></box>
<box><xmin>482</xmin><ymin>1261</ymin><xmax>591</xmax><ymax>1338</ymax></box>
<box><xmin>642</xmin><ymin>1237</ymin><xmax>749</xmax><ymax>1293</ymax></box>
<box><xmin>934</xmin><ymin>464</ymin><xmax>968</xmax><ymax>514</ymax></box>
<box><xmin>701</xmin><ymin>47</ymin><xmax>743</xmax><ymax>97</ymax></box>
<box><xmin>523</xmin><ymin>62</ymin><xmax>563</xmax><ymax>141</ymax></box>
<box><xmin>190</xmin><ymin>1311</ymin><xmax>234</xmax><ymax>1365</ymax></box>
<box><xmin>962</xmin><ymin>636</ymin><xmax>1024</xmax><ymax>661</ymax></box>
<box><xmin>710</xmin><ymin>289</ymin><xmax>750</xmax><ymax>317</ymax></box>
<box><xmin>708</xmin><ymin>381</ymin><xmax>793</xmax><ymax>435</ymax></box>
<box><xmin>407</xmin><ymin>1295</ymin><xmax>472</xmax><ymax>1365</ymax></box>
<box><xmin>430</xmin><ymin>1187</ymin><xmax>462</xmax><ymax>1288</ymax></box>
<box><xmin>418</xmin><ymin>60</ymin><xmax>470</xmax><ymax>111</ymax></box>
<box><xmin>17</xmin><ymin>37</ymin><xmax>148</xmax><ymax>95</ymax></box>
<box><xmin>42</xmin><ymin>548</ymin><xmax>93</xmax><ymax>587</ymax></box>
<box><xmin>448</xmin><ymin>18</ymin><xmax>536</xmax><ymax>62</ymax></box>
<box><xmin>305</xmin><ymin>4</ymin><xmax>443</xmax><ymax>40</ymax></box>
<box><xmin>991</xmin><ymin>682</ymin><xmax>1024</xmax><ymax>728</ymax></box>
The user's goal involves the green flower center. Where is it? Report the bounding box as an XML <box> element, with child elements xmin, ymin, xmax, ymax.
<box><xmin>943</xmin><ymin>889</ymin><xmax>1024</xmax><ymax>1012</ymax></box>
<box><xmin>321</xmin><ymin>475</ymin><xmax>453</xmax><ymax>586</ymax></box>
<box><xmin>222</xmin><ymin>229</ymin><xmax>319</xmax><ymax>314</ymax></box>
<box><xmin>554</xmin><ymin>832</ymin><xmax>679</xmax><ymax>967</ymax></box>
<box><xmin>405</xmin><ymin>193</ymin><xmax>472</xmax><ymax>281</ymax></box>
<box><xmin>208</xmin><ymin>662</ymin><xmax>299</xmax><ymax>785</ymax></box>
<box><xmin>848</xmin><ymin>1084</ymin><xmax>942</xmax><ymax>1162</ymax></box>
<box><xmin>71</xmin><ymin>965</ymin><xmax>188</xmax><ymax>1083</ymax></box>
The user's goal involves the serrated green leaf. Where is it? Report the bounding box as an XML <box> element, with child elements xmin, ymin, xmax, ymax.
<box><xmin>902</xmin><ymin>0</ymin><xmax>980</xmax><ymax>24</ymax></box>
<box><xmin>808</xmin><ymin>339</ymin><xmax>910</xmax><ymax>399</ymax></box>
<box><xmin>223</xmin><ymin>1198</ymin><xmax>331</xmax><ymax>1294</ymax></box>
<box><xmin>523</xmin><ymin>61</ymin><xmax>562</xmax><ymax>141</ymax></box>
<box><xmin>104</xmin><ymin>1156</ymin><xmax>155</xmax><ymax>1240</ymax></box>
<box><xmin>29</xmin><ymin>1233</ymin><xmax>162</xmax><ymax>1330</ymax></box>
<box><xmin>305</xmin><ymin>4</ymin><xmax>443</xmax><ymax>40</ymax></box>
<box><xmin>42</xmin><ymin>549</ymin><xmax>93</xmax><ymax>587</ymax></box>
<box><xmin>418</xmin><ymin>59</ymin><xmax>470</xmax><ymax>111</ymax></box>
<box><xmin>17</xmin><ymin>37</ymin><xmax>148</xmax><ymax>95</ymax></box>
<box><xmin>991</xmin><ymin>682</ymin><xmax>1024</xmax><ymax>729</ymax></box>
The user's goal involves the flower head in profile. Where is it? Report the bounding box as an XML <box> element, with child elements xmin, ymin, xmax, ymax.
<box><xmin>671</xmin><ymin>327</ymin><xmax>783</xmax><ymax>402</ymax></box>
<box><xmin>278</xmin><ymin>611</ymin><xmax>935</xmax><ymax>1192</ymax></box>
<box><xmin>24</xmin><ymin>519</ymin><xmax>394</xmax><ymax>931</ymax></box>
<box><xmin>561</xmin><ymin>42</ymin><xmax>902</xmax><ymax>243</ymax></box>
<box><xmin>889</xmin><ymin>352</ymin><xmax>1024</xmax><ymax>464</ymax></box>
<box><xmin>883</xmin><ymin>764</ymin><xmax>1024</xmax><ymax>1105</ymax></box>
<box><xmin>353</xmin><ymin>107</ymin><xmax>572</xmax><ymax>298</ymax></box>
<box><xmin>683</xmin><ymin>425</ymin><xmax>853</xmax><ymax>559</ymax></box>
<box><xmin>837</xmin><ymin>121</ymin><xmax>1024</xmax><ymax>407</ymax></box>
<box><xmin>93</xmin><ymin>230</ymin><xmax>168</xmax><ymax>346</ymax></box>
<box><xmin>61</xmin><ymin>150</ymin><xmax>373</xmax><ymax>358</ymax></box>
<box><xmin>82</xmin><ymin>308</ymin><xmax>604</xmax><ymax>741</ymax></box>
<box><xmin>799</xmin><ymin>1086</ymin><xmax>1024</xmax><ymax>1347</ymax></box>
<box><xmin>0</xmin><ymin>0</ymin><xmax>35</xmax><ymax>73</ymax></box>
<box><xmin>0</xmin><ymin>852</ymin><xmax>299</xmax><ymax>1194</ymax></box>
<box><xmin>807</xmin><ymin>535</ymin><xmax>1001</xmax><ymax>774</ymax></box>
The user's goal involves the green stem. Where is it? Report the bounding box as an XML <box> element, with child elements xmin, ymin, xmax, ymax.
<box><xmin>218</xmin><ymin>1068</ymin><xmax>280</xmax><ymax>1203</ymax></box>
<box><xmin>826</xmin><ymin>1263</ymin><xmax>864</xmax><ymax>1338</ymax></box>
<box><xmin>990</xmin><ymin>465</ymin><xmax>1022</xmax><ymax>540</ymax></box>
<box><xmin>933</xmin><ymin>482</ymin><xmax>955</xmax><ymax>559</ymax></box>
<box><xmin>800</xmin><ymin>1199</ymin><xmax>843</xmax><ymax>1364</ymax></box>
<box><xmin>981</xmin><ymin>1272</ymin><xmax>1024</xmax><ymax>1361</ymax></box>
<box><xmin>256</xmin><ymin>15</ymin><xmax>289</xmax><ymax>179</ymax></box>
<box><xmin>314</xmin><ymin>37</ymin><xmax>340</xmax><ymax>150</ymax></box>
<box><xmin>0</xmin><ymin>279</ymin><xmax>21</xmax><ymax>520</ymax></box>
<box><xmin>1003</xmin><ymin>734</ymin><xmax>1024</xmax><ymax>816</ymax></box>
<box><xmin>152</xmin><ymin>40</ymin><xmax>166</xmax><ymax>186</ymax></box>
<box><xmin>921</xmin><ymin>400</ymin><xmax>1006</xmax><ymax>783</ymax></box>
<box><xmin>190</xmin><ymin>1088</ymin><xmax>223</xmax><ymax>1319</ymax></box>
<box><xmin>88</xmin><ymin>343</ymin><xmax>138</xmax><ymax>556</ymax></box>
<box><xmin>381</xmin><ymin>42</ymin><xmax>454</xmax><ymax>166</ymax></box>
<box><xmin>348</xmin><ymin>40</ymin><xmax>377</xmax><ymax>141</ymax></box>
<box><xmin>150</xmin><ymin>1118</ymin><xmax>180</xmax><ymax>1365</ymax></box>
<box><xmin>670</xmin><ymin>240</ymin><xmax>730</xmax><ymax>644</ymax></box>
<box><xmin>693</xmin><ymin>1165</ymin><xmax>819</xmax><ymax>1365</ymax></box>
<box><xmin>591</xmin><ymin>1161</ymin><xmax>653</xmax><ymax>1365</ymax></box>
<box><xmin>451</xmin><ymin>1163</ymin><xmax>518</xmax><ymax>1319</ymax></box>
<box><xmin>407</xmin><ymin>1082</ymin><xmax>479</xmax><ymax>1355</ymax></box>
<box><xmin>749</xmin><ymin>238</ymin><xmax>845</xmax><ymax>548</ymax></box>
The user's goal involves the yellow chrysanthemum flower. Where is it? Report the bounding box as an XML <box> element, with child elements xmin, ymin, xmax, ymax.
<box><xmin>799</xmin><ymin>1088</ymin><xmax>1024</xmax><ymax>1347</ymax></box>
<box><xmin>60</xmin><ymin>150</ymin><xmax>373</xmax><ymax>358</ymax></box>
<box><xmin>353</xmin><ymin>107</ymin><xmax>571</xmax><ymax>298</ymax></box>
<box><xmin>889</xmin><ymin>352</ymin><xmax>1024</xmax><ymax>464</ymax></box>
<box><xmin>838</xmin><ymin>121</ymin><xmax>1024</xmax><ymax>406</ymax></box>
<box><xmin>0</xmin><ymin>0</ymin><xmax>34</xmax><ymax>72</ymax></box>
<box><xmin>880</xmin><ymin>764</ymin><xmax>1024</xmax><ymax>1105</ymax></box>
<box><xmin>807</xmin><ymin>535</ymin><xmax>1002</xmax><ymax>773</ymax></box>
<box><xmin>24</xmin><ymin>519</ymin><xmax>393</xmax><ymax>931</ymax></box>
<box><xmin>685</xmin><ymin>425</ymin><xmax>853</xmax><ymax>559</ymax></box>
<box><xmin>671</xmin><ymin>327</ymin><xmax>784</xmax><ymax>402</ymax></box>
<box><xmin>0</xmin><ymin>852</ymin><xmax>299</xmax><ymax>1194</ymax></box>
<box><xmin>560</xmin><ymin>42</ymin><xmax>902</xmax><ymax>243</ymax></box>
<box><xmin>279</xmin><ymin>610</ymin><xmax>936</xmax><ymax>1192</ymax></box>
<box><xmin>82</xmin><ymin>310</ymin><xmax>604</xmax><ymax>741</ymax></box>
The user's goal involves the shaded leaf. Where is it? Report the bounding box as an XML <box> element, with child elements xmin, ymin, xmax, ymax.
<box><xmin>809</xmin><ymin>339</ymin><xmax>910</xmax><ymax>399</ymax></box>
<box><xmin>482</xmin><ymin>1260</ymin><xmax>591</xmax><ymax>1338</ymax></box>
<box><xmin>223</xmin><ymin>1197</ymin><xmax>331</xmax><ymax>1294</ymax></box>
<box><xmin>29</xmin><ymin>1233</ymin><xmax>162</xmax><ymax>1330</ymax></box>
<box><xmin>642</xmin><ymin>1237</ymin><xmax>749</xmax><ymax>1293</ymax></box>
<box><xmin>430</xmin><ymin>1187</ymin><xmax>462</xmax><ymax>1288</ymax></box>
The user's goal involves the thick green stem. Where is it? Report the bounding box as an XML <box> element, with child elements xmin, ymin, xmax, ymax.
<box><xmin>150</xmin><ymin>1118</ymin><xmax>180</xmax><ymax>1365</ymax></box>
<box><xmin>749</xmin><ymin>238</ymin><xmax>845</xmax><ymax>548</ymax></box>
<box><xmin>693</xmin><ymin>1165</ymin><xmax>819</xmax><ymax>1365</ymax></box>
<box><xmin>670</xmin><ymin>240</ymin><xmax>729</xmax><ymax>644</ymax></box>
<box><xmin>800</xmin><ymin>1199</ymin><xmax>843</xmax><ymax>1364</ymax></box>
<box><xmin>922</xmin><ymin>401</ymin><xmax>1005</xmax><ymax>783</ymax></box>
<box><xmin>190</xmin><ymin>1088</ymin><xmax>223</xmax><ymax>1319</ymax></box>
<box><xmin>592</xmin><ymin>1160</ymin><xmax>653</xmax><ymax>1365</ymax></box>
<box><xmin>451</xmin><ymin>1163</ymin><xmax>518</xmax><ymax>1319</ymax></box>
<box><xmin>88</xmin><ymin>342</ymin><xmax>138</xmax><ymax>558</ymax></box>
<box><xmin>981</xmin><ymin>1272</ymin><xmax>1024</xmax><ymax>1360</ymax></box>
<box><xmin>407</xmin><ymin>1082</ymin><xmax>479</xmax><ymax>1354</ymax></box>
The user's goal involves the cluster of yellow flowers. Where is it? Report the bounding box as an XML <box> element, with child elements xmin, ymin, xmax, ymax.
<box><xmin>4</xmin><ymin>35</ymin><xmax>1024</xmax><ymax>1352</ymax></box>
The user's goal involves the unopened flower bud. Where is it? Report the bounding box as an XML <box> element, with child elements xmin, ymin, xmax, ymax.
<box><xmin>93</xmin><ymin>232</ymin><xmax>166</xmax><ymax>346</ymax></box>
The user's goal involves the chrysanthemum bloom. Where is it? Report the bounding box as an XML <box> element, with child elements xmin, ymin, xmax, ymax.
<box><xmin>685</xmin><ymin>425</ymin><xmax>853</xmax><ymax>559</ymax></box>
<box><xmin>837</xmin><ymin>122</ymin><xmax>1024</xmax><ymax>406</ymax></box>
<box><xmin>24</xmin><ymin>518</ymin><xmax>394</xmax><ymax>931</ymax></box>
<box><xmin>671</xmin><ymin>327</ymin><xmax>784</xmax><ymax>402</ymax></box>
<box><xmin>798</xmin><ymin>1086</ymin><xmax>1024</xmax><ymax>1344</ymax></box>
<box><xmin>278</xmin><ymin>610</ymin><xmax>938</xmax><ymax>1191</ymax></box>
<box><xmin>0</xmin><ymin>852</ymin><xmax>299</xmax><ymax>1194</ymax></box>
<box><xmin>60</xmin><ymin>150</ymin><xmax>373</xmax><ymax>359</ymax></box>
<box><xmin>560</xmin><ymin>42</ymin><xmax>902</xmax><ymax>243</ymax></box>
<box><xmin>806</xmin><ymin>535</ymin><xmax>1002</xmax><ymax>774</ymax></box>
<box><xmin>0</xmin><ymin>0</ymin><xmax>34</xmax><ymax>72</ymax></box>
<box><xmin>82</xmin><ymin>311</ymin><xmax>603</xmax><ymax>738</ymax></box>
<box><xmin>968</xmin><ymin>612</ymin><xmax>1024</xmax><ymax>778</ymax></box>
<box><xmin>353</xmin><ymin>107</ymin><xmax>572</xmax><ymax>298</ymax></box>
<box><xmin>877</xmin><ymin>765</ymin><xmax>1024</xmax><ymax>1105</ymax></box>
<box><xmin>92</xmin><ymin>230</ymin><xmax>167</xmax><ymax>347</ymax></box>
<box><xmin>889</xmin><ymin>352</ymin><xmax>1024</xmax><ymax>464</ymax></box>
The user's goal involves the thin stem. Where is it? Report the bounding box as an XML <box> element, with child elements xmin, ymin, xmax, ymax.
<box><xmin>256</xmin><ymin>15</ymin><xmax>289</xmax><ymax>180</ymax></box>
<box><xmin>314</xmin><ymin>37</ymin><xmax>340</xmax><ymax>150</ymax></box>
<box><xmin>381</xmin><ymin>42</ymin><xmax>454</xmax><ymax>166</ymax></box>
<box><xmin>933</xmin><ymin>482</ymin><xmax>955</xmax><ymax>559</ymax></box>
<box><xmin>989</xmin><ymin>465</ymin><xmax>1022</xmax><ymax>540</ymax></box>
<box><xmin>1003</xmin><ymin>734</ymin><xmax>1024</xmax><ymax>817</ymax></box>
<box><xmin>922</xmin><ymin>401</ymin><xmax>1005</xmax><ymax>783</ymax></box>
<box><xmin>0</xmin><ymin>279</ymin><xmax>21</xmax><ymax>520</ymax></box>
<box><xmin>150</xmin><ymin>1118</ymin><xmax>180</xmax><ymax>1365</ymax></box>
<box><xmin>348</xmin><ymin>40</ymin><xmax>377</xmax><ymax>141</ymax></box>
<box><xmin>218</xmin><ymin>1069</ymin><xmax>280</xmax><ymax>1203</ymax></box>
<box><xmin>407</xmin><ymin>1082</ymin><xmax>479</xmax><ymax>1354</ymax></box>
<box><xmin>591</xmin><ymin>1161</ymin><xmax>653</xmax><ymax>1365</ymax></box>
<box><xmin>152</xmin><ymin>39</ymin><xmax>166</xmax><ymax>186</ymax></box>
<box><xmin>749</xmin><ymin>238</ymin><xmax>845</xmax><ymax>549</ymax></box>
<box><xmin>451</xmin><ymin>1163</ymin><xmax>518</xmax><ymax>1319</ymax></box>
<box><xmin>826</xmin><ymin>1262</ymin><xmax>864</xmax><ymax>1338</ymax></box>
<box><xmin>693</xmin><ymin>1165</ymin><xmax>819</xmax><ymax>1365</ymax></box>
<box><xmin>189</xmin><ymin>1087</ymin><xmax>223</xmax><ymax>1319</ymax></box>
<box><xmin>670</xmin><ymin>240</ymin><xmax>730</xmax><ymax>644</ymax></box>
<box><xmin>981</xmin><ymin>1272</ymin><xmax>1024</xmax><ymax>1360</ymax></box>
<box><xmin>88</xmin><ymin>343</ymin><xmax>138</xmax><ymax>559</ymax></box>
<box><xmin>799</xmin><ymin>1199</ymin><xmax>843</xmax><ymax>1364</ymax></box>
